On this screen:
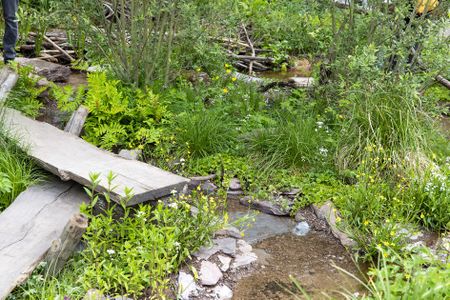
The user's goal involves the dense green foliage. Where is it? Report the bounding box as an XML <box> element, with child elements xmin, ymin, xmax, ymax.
<box><xmin>3</xmin><ymin>0</ymin><xmax>450</xmax><ymax>299</ymax></box>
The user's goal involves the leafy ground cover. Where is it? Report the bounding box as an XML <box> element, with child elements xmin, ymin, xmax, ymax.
<box><xmin>2</xmin><ymin>0</ymin><xmax>450</xmax><ymax>299</ymax></box>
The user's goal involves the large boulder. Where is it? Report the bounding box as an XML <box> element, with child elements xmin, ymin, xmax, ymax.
<box><xmin>16</xmin><ymin>57</ymin><xmax>71</xmax><ymax>82</ymax></box>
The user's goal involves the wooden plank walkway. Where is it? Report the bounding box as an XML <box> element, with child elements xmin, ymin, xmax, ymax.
<box><xmin>0</xmin><ymin>180</ymin><xmax>88</xmax><ymax>300</ymax></box>
<box><xmin>2</xmin><ymin>108</ymin><xmax>188</xmax><ymax>205</ymax></box>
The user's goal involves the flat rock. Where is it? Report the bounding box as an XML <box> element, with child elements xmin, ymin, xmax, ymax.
<box><xmin>218</xmin><ymin>255</ymin><xmax>232</xmax><ymax>272</ymax></box>
<box><xmin>288</xmin><ymin>76</ymin><xmax>314</xmax><ymax>88</ymax></box>
<box><xmin>214</xmin><ymin>226</ymin><xmax>242</xmax><ymax>239</ymax></box>
<box><xmin>118</xmin><ymin>149</ymin><xmax>142</xmax><ymax>161</ymax></box>
<box><xmin>240</xmin><ymin>196</ymin><xmax>290</xmax><ymax>216</ymax></box>
<box><xmin>228</xmin><ymin>178</ymin><xmax>242</xmax><ymax>191</ymax></box>
<box><xmin>313</xmin><ymin>201</ymin><xmax>357</xmax><ymax>248</ymax></box>
<box><xmin>193</xmin><ymin>244</ymin><xmax>220</xmax><ymax>260</ymax></box>
<box><xmin>188</xmin><ymin>174</ymin><xmax>217</xmax><ymax>189</ymax></box>
<box><xmin>231</xmin><ymin>252</ymin><xmax>257</xmax><ymax>270</ymax></box>
<box><xmin>178</xmin><ymin>271</ymin><xmax>199</xmax><ymax>300</ymax></box>
<box><xmin>200</xmin><ymin>181</ymin><xmax>217</xmax><ymax>195</ymax></box>
<box><xmin>237</xmin><ymin>239</ymin><xmax>253</xmax><ymax>254</ymax></box>
<box><xmin>15</xmin><ymin>57</ymin><xmax>71</xmax><ymax>82</ymax></box>
<box><xmin>214</xmin><ymin>238</ymin><xmax>237</xmax><ymax>256</ymax></box>
<box><xmin>199</xmin><ymin>261</ymin><xmax>223</xmax><ymax>286</ymax></box>
<box><xmin>213</xmin><ymin>285</ymin><xmax>233</xmax><ymax>300</ymax></box>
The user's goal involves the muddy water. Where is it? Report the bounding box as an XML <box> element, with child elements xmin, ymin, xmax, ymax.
<box><xmin>228</xmin><ymin>201</ymin><xmax>366</xmax><ymax>300</ymax></box>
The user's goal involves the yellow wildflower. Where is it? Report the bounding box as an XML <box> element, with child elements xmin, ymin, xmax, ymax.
<box><xmin>231</xmin><ymin>77</ymin><xmax>237</xmax><ymax>82</ymax></box>
<box><xmin>363</xmin><ymin>220</ymin><xmax>369</xmax><ymax>226</ymax></box>
<box><xmin>226</xmin><ymin>69</ymin><xmax>232</xmax><ymax>74</ymax></box>
<box><xmin>223</xmin><ymin>88</ymin><xmax>229</xmax><ymax>94</ymax></box>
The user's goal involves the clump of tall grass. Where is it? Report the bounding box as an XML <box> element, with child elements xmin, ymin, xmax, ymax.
<box><xmin>247</xmin><ymin>113</ymin><xmax>333</xmax><ymax>171</ymax></box>
<box><xmin>174</xmin><ymin>109</ymin><xmax>237</xmax><ymax>158</ymax></box>
<box><xmin>336</xmin><ymin>78</ymin><xmax>435</xmax><ymax>176</ymax></box>
<box><xmin>0</xmin><ymin>115</ymin><xmax>42</xmax><ymax>210</ymax></box>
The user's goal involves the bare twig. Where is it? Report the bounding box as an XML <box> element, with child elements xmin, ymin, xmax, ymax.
<box><xmin>241</xmin><ymin>24</ymin><xmax>255</xmax><ymax>75</ymax></box>
<box><xmin>44</xmin><ymin>36</ymin><xmax>75</xmax><ymax>62</ymax></box>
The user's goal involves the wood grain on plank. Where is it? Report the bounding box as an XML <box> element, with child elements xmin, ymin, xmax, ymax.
<box><xmin>2</xmin><ymin>108</ymin><xmax>188</xmax><ymax>205</ymax></box>
<box><xmin>0</xmin><ymin>180</ymin><xmax>88</xmax><ymax>300</ymax></box>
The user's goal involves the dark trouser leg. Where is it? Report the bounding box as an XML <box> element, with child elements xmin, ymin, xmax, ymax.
<box><xmin>2</xmin><ymin>0</ymin><xmax>19</xmax><ymax>62</ymax></box>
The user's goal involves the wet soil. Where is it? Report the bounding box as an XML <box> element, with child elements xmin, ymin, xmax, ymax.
<box><xmin>233</xmin><ymin>232</ymin><xmax>366</xmax><ymax>300</ymax></box>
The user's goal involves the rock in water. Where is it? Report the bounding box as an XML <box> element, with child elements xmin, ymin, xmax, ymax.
<box><xmin>199</xmin><ymin>261</ymin><xmax>223</xmax><ymax>286</ymax></box>
<box><xmin>293</xmin><ymin>221</ymin><xmax>310</xmax><ymax>236</ymax></box>
<box><xmin>213</xmin><ymin>285</ymin><xmax>233</xmax><ymax>300</ymax></box>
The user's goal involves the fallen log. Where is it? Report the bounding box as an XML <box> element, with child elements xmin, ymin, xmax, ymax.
<box><xmin>436</xmin><ymin>75</ymin><xmax>450</xmax><ymax>90</ymax></box>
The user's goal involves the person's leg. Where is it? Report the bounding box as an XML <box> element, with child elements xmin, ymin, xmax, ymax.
<box><xmin>2</xmin><ymin>0</ymin><xmax>19</xmax><ymax>63</ymax></box>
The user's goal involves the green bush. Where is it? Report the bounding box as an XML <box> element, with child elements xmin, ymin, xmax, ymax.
<box><xmin>56</xmin><ymin>72</ymin><xmax>169</xmax><ymax>151</ymax></box>
<box><xmin>402</xmin><ymin>167</ymin><xmax>450</xmax><ymax>231</ymax></box>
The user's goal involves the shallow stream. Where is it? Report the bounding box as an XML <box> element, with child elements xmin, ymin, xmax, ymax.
<box><xmin>228</xmin><ymin>201</ymin><xmax>366</xmax><ymax>300</ymax></box>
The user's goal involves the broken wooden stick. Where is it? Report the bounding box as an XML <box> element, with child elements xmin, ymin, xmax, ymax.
<box><xmin>242</xmin><ymin>24</ymin><xmax>255</xmax><ymax>75</ymax></box>
<box><xmin>44</xmin><ymin>35</ymin><xmax>75</xmax><ymax>62</ymax></box>
<box><xmin>64</xmin><ymin>105</ymin><xmax>90</xmax><ymax>136</ymax></box>
<box><xmin>45</xmin><ymin>213</ymin><xmax>88</xmax><ymax>276</ymax></box>
<box><xmin>436</xmin><ymin>75</ymin><xmax>450</xmax><ymax>90</ymax></box>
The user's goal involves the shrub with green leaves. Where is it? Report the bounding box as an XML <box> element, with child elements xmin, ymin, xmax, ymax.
<box><xmin>55</xmin><ymin>72</ymin><xmax>169</xmax><ymax>151</ymax></box>
<box><xmin>402</xmin><ymin>167</ymin><xmax>450</xmax><ymax>231</ymax></box>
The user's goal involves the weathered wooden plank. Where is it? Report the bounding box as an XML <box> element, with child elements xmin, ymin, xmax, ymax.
<box><xmin>0</xmin><ymin>68</ymin><xmax>18</xmax><ymax>102</ymax></box>
<box><xmin>0</xmin><ymin>180</ymin><xmax>88</xmax><ymax>300</ymax></box>
<box><xmin>2</xmin><ymin>108</ymin><xmax>188</xmax><ymax>205</ymax></box>
<box><xmin>64</xmin><ymin>105</ymin><xmax>89</xmax><ymax>136</ymax></box>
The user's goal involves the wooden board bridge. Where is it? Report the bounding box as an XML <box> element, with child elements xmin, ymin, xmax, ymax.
<box><xmin>0</xmin><ymin>67</ymin><xmax>189</xmax><ymax>299</ymax></box>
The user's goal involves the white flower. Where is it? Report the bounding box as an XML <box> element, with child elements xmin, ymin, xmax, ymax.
<box><xmin>171</xmin><ymin>189</ymin><xmax>178</xmax><ymax>195</ymax></box>
<box><xmin>168</xmin><ymin>202</ymin><xmax>178</xmax><ymax>208</ymax></box>
<box><xmin>319</xmin><ymin>147</ymin><xmax>329</xmax><ymax>156</ymax></box>
<box><xmin>180</xmin><ymin>158</ymin><xmax>186</xmax><ymax>163</ymax></box>
<box><xmin>174</xmin><ymin>242</ymin><xmax>181</xmax><ymax>247</ymax></box>
<box><xmin>107</xmin><ymin>249</ymin><xmax>115</xmax><ymax>255</ymax></box>
<box><xmin>316</xmin><ymin>121</ymin><xmax>324</xmax><ymax>128</ymax></box>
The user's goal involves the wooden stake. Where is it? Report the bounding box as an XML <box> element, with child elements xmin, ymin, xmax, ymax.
<box><xmin>64</xmin><ymin>105</ymin><xmax>89</xmax><ymax>136</ymax></box>
<box><xmin>45</xmin><ymin>213</ymin><xmax>88</xmax><ymax>276</ymax></box>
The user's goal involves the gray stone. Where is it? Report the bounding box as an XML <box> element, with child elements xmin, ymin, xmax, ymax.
<box><xmin>293</xmin><ymin>221</ymin><xmax>310</xmax><ymax>236</ymax></box>
<box><xmin>240</xmin><ymin>196</ymin><xmax>290</xmax><ymax>216</ymax></box>
<box><xmin>213</xmin><ymin>285</ymin><xmax>233</xmax><ymax>300</ymax></box>
<box><xmin>281</xmin><ymin>188</ymin><xmax>301</xmax><ymax>198</ymax></box>
<box><xmin>178</xmin><ymin>271</ymin><xmax>199</xmax><ymax>300</ymax></box>
<box><xmin>232</xmin><ymin>252</ymin><xmax>257</xmax><ymax>269</ymax></box>
<box><xmin>288</xmin><ymin>76</ymin><xmax>314</xmax><ymax>88</ymax></box>
<box><xmin>193</xmin><ymin>244</ymin><xmax>220</xmax><ymax>260</ymax></box>
<box><xmin>227</xmin><ymin>190</ymin><xmax>244</xmax><ymax>200</ymax></box>
<box><xmin>118</xmin><ymin>149</ymin><xmax>142</xmax><ymax>161</ymax></box>
<box><xmin>218</xmin><ymin>255</ymin><xmax>232</xmax><ymax>272</ymax></box>
<box><xmin>201</xmin><ymin>181</ymin><xmax>218</xmax><ymax>195</ymax></box>
<box><xmin>237</xmin><ymin>239</ymin><xmax>253</xmax><ymax>254</ymax></box>
<box><xmin>229</xmin><ymin>178</ymin><xmax>242</xmax><ymax>191</ymax></box>
<box><xmin>188</xmin><ymin>174</ymin><xmax>217</xmax><ymax>189</ymax></box>
<box><xmin>228</xmin><ymin>208</ymin><xmax>296</xmax><ymax>244</ymax></box>
<box><xmin>83</xmin><ymin>289</ymin><xmax>106</xmax><ymax>300</ymax></box>
<box><xmin>313</xmin><ymin>201</ymin><xmax>357</xmax><ymax>248</ymax></box>
<box><xmin>214</xmin><ymin>226</ymin><xmax>242</xmax><ymax>239</ymax></box>
<box><xmin>200</xmin><ymin>261</ymin><xmax>223</xmax><ymax>286</ymax></box>
<box><xmin>15</xmin><ymin>57</ymin><xmax>71</xmax><ymax>82</ymax></box>
<box><xmin>295</xmin><ymin>210</ymin><xmax>306</xmax><ymax>222</ymax></box>
<box><xmin>214</xmin><ymin>238</ymin><xmax>237</xmax><ymax>256</ymax></box>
